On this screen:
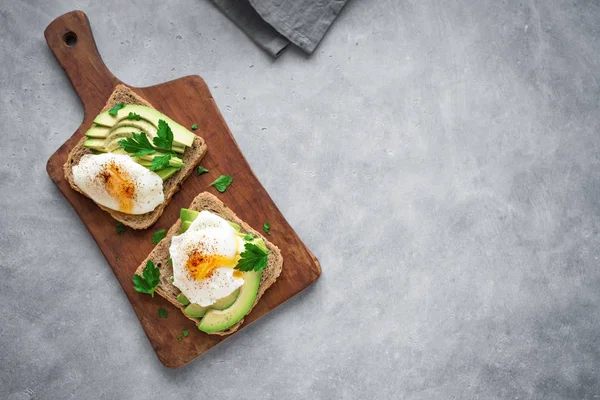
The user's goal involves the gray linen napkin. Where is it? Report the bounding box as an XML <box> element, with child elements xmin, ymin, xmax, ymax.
<box><xmin>210</xmin><ymin>0</ymin><xmax>349</xmax><ymax>56</ymax></box>
<box><xmin>210</xmin><ymin>0</ymin><xmax>290</xmax><ymax>57</ymax></box>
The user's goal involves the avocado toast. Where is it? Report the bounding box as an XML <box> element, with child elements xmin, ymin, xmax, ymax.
<box><xmin>134</xmin><ymin>192</ymin><xmax>283</xmax><ymax>335</ymax></box>
<box><xmin>63</xmin><ymin>84</ymin><xmax>207</xmax><ymax>229</ymax></box>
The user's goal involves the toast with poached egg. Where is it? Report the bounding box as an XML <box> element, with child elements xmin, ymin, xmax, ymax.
<box><xmin>134</xmin><ymin>192</ymin><xmax>283</xmax><ymax>335</ymax></box>
<box><xmin>63</xmin><ymin>84</ymin><xmax>207</xmax><ymax>229</ymax></box>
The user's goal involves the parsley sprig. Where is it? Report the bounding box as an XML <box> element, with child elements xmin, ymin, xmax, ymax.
<box><xmin>152</xmin><ymin>229</ymin><xmax>166</xmax><ymax>244</ymax></box>
<box><xmin>210</xmin><ymin>175</ymin><xmax>233</xmax><ymax>193</ymax></box>
<box><xmin>133</xmin><ymin>260</ymin><xmax>161</xmax><ymax>297</ymax></box>
<box><xmin>108</xmin><ymin>103</ymin><xmax>125</xmax><ymax>116</ymax></box>
<box><xmin>117</xmin><ymin>119</ymin><xmax>182</xmax><ymax>172</ymax></box>
<box><xmin>118</xmin><ymin>132</ymin><xmax>156</xmax><ymax>157</ymax></box>
<box><xmin>153</xmin><ymin>120</ymin><xmax>174</xmax><ymax>152</ymax></box>
<box><xmin>234</xmin><ymin>243</ymin><xmax>270</xmax><ymax>272</ymax></box>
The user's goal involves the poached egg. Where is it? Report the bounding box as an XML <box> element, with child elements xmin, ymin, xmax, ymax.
<box><xmin>170</xmin><ymin>211</ymin><xmax>245</xmax><ymax>307</ymax></box>
<box><xmin>72</xmin><ymin>153</ymin><xmax>164</xmax><ymax>214</ymax></box>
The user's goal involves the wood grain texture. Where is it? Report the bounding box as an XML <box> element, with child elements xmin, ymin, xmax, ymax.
<box><xmin>44</xmin><ymin>10</ymin><xmax>321</xmax><ymax>368</ymax></box>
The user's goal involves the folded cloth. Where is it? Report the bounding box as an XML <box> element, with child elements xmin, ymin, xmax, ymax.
<box><xmin>210</xmin><ymin>0</ymin><xmax>290</xmax><ymax>57</ymax></box>
<box><xmin>210</xmin><ymin>0</ymin><xmax>349</xmax><ymax>56</ymax></box>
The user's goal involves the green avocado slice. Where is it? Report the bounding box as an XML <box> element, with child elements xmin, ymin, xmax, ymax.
<box><xmin>210</xmin><ymin>288</ymin><xmax>240</xmax><ymax>310</ymax></box>
<box><xmin>180</xmin><ymin>220</ymin><xmax>192</xmax><ymax>234</ymax></box>
<box><xmin>184</xmin><ymin>304</ymin><xmax>208</xmax><ymax>318</ymax></box>
<box><xmin>94</xmin><ymin>104</ymin><xmax>195</xmax><ymax>147</ymax></box>
<box><xmin>176</xmin><ymin>293</ymin><xmax>190</xmax><ymax>305</ymax></box>
<box><xmin>197</xmin><ymin>270</ymin><xmax>261</xmax><ymax>333</ymax></box>
<box><xmin>83</xmin><ymin>138</ymin><xmax>105</xmax><ymax>151</ymax></box>
<box><xmin>154</xmin><ymin>167</ymin><xmax>180</xmax><ymax>181</ymax></box>
<box><xmin>85</xmin><ymin>125</ymin><xmax>109</xmax><ymax>138</ymax></box>
<box><xmin>180</xmin><ymin>208</ymin><xmax>200</xmax><ymax>223</ymax></box>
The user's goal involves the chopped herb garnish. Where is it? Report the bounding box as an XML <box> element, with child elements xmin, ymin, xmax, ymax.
<box><xmin>234</xmin><ymin>243</ymin><xmax>270</xmax><ymax>272</ymax></box>
<box><xmin>243</xmin><ymin>233</ymin><xmax>255</xmax><ymax>241</ymax></box>
<box><xmin>167</xmin><ymin>258</ymin><xmax>173</xmax><ymax>267</ymax></box>
<box><xmin>152</xmin><ymin>229</ymin><xmax>166</xmax><ymax>244</ymax></box>
<box><xmin>191</xmin><ymin>124</ymin><xmax>198</xmax><ymax>130</ymax></box>
<box><xmin>182</xmin><ymin>329</ymin><xmax>189</xmax><ymax>337</ymax></box>
<box><xmin>108</xmin><ymin>103</ymin><xmax>125</xmax><ymax>116</ymax></box>
<box><xmin>263</xmin><ymin>222</ymin><xmax>270</xmax><ymax>235</ymax></box>
<box><xmin>177</xmin><ymin>335</ymin><xmax>182</xmax><ymax>342</ymax></box>
<box><xmin>150</xmin><ymin>154</ymin><xmax>172</xmax><ymax>171</ymax></box>
<box><xmin>210</xmin><ymin>175</ymin><xmax>233</xmax><ymax>193</ymax></box>
<box><xmin>158</xmin><ymin>308</ymin><xmax>168</xmax><ymax>318</ymax></box>
<box><xmin>153</xmin><ymin>120</ymin><xmax>174</xmax><ymax>152</ymax></box>
<box><xmin>116</xmin><ymin>222</ymin><xmax>126</xmax><ymax>234</ymax></box>
<box><xmin>118</xmin><ymin>132</ymin><xmax>156</xmax><ymax>157</ymax></box>
<box><xmin>128</xmin><ymin>112</ymin><xmax>141</xmax><ymax>120</ymax></box>
<box><xmin>197</xmin><ymin>166</ymin><xmax>209</xmax><ymax>175</ymax></box>
<box><xmin>132</xmin><ymin>260</ymin><xmax>161</xmax><ymax>297</ymax></box>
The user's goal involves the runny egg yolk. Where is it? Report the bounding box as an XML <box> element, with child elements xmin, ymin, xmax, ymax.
<box><xmin>98</xmin><ymin>161</ymin><xmax>135</xmax><ymax>213</ymax></box>
<box><xmin>185</xmin><ymin>251</ymin><xmax>242</xmax><ymax>281</ymax></box>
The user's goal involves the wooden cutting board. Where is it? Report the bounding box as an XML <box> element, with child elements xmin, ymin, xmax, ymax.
<box><xmin>44</xmin><ymin>10</ymin><xmax>321</xmax><ymax>368</ymax></box>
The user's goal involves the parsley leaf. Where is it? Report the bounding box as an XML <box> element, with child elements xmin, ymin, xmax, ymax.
<box><xmin>177</xmin><ymin>335</ymin><xmax>183</xmax><ymax>341</ymax></box>
<box><xmin>234</xmin><ymin>243</ymin><xmax>270</xmax><ymax>272</ymax></box>
<box><xmin>158</xmin><ymin>308</ymin><xmax>168</xmax><ymax>318</ymax></box>
<box><xmin>116</xmin><ymin>222</ymin><xmax>126</xmax><ymax>234</ymax></box>
<box><xmin>191</xmin><ymin>124</ymin><xmax>198</xmax><ymax>130</ymax></box>
<box><xmin>263</xmin><ymin>222</ymin><xmax>271</xmax><ymax>235</ymax></box>
<box><xmin>132</xmin><ymin>260</ymin><xmax>161</xmax><ymax>297</ymax></box>
<box><xmin>210</xmin><ymin>175</ymin><xmax>233</xmax><ymax>193</ymax></box>
<box><xmin>150</xmin><ymin>154</ymin><xmax>171</xmax><ymax>171</ymax></box>
<box><xmin>128</xmin><ymin>112</ymin><xmax>141</xmax><ymax>120</ymax></box>
<box><xmin>108</xmin><ymin>103</ymin><xmax>125</xmax><ymax>116</ymax></box>
<box><xmin>182</xmin><ymin>329</ymin><xmax>190</xmax><ymax>337</ymax></box>
<box><xmin>118</xmin><ymin>132</ymin><xmax>156</xmax><ymax>157</ymax></box>
<box><xmin>152</xmin><ymin>229</ymin><xmax>166</xmax><ymax>244</ymax></box>
<box><xmin>243</xmin><ymin>233</ymin><xmax>255</xmax><ymax>241</ymax></box>
<box><xmin>197</xmin><ymin>166</ymin><xmax>209</xmax><ymax>175</ymax></box>
<box><xmin>153</xmin><ymin>120</ymin><xmax>174</xmax><ymax>152</ymax></box>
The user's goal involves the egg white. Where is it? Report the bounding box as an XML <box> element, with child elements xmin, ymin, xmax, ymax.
<box><xmin>170</xmin><ymin>211</ymin><xmax>245</xmax><ymax>307</ymax></box>
<box><xmin>72</xmin><ymin>153</ymin><xmax>164</xmax><ymax>214</ymax></box>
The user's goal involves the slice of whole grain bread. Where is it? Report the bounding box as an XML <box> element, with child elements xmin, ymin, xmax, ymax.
<box><xmin>135</xmin><ymin>192</ymin><xmax>283</xmax><ymax>336</ymax></box>
<box><xmin>63</xmin><ymin>84</ymin><xmax>208</xmax><ymax>229</ymax></box>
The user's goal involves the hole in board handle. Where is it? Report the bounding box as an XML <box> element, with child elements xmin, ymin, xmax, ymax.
<box><xmin>63</xmin><ymin>32</ymin><xmax>77</xmax><ymax>47</ymax></box>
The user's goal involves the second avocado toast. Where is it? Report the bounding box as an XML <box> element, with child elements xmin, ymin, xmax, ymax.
<box><xmin>134</xmin><ymin>192</ymin><xmax>284</xmax><ymax>335</ymax></box>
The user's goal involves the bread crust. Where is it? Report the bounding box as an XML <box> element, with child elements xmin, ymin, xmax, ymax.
<box><xmin>63</xmin><ymin>84</ymin><xmax>208</xmax><ymax>229</ymax></box>
<box><xmin>135</xmin><ymin>192</ymin><xmax>284</xmax><ymax>335</ymax></box>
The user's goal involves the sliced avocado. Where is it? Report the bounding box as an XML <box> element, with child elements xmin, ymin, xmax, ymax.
<box><xmin>197</xmin><ymin>270</ymin><xmax>261</xmax><ymax>333</ymax></box>
<box><xmin>104</xmin><ymin>123</ymin><xmax>185</xmax><ymax>154</ymax></box>
<box><xmin>184</xmin><ymin>303</ymin><xmax>208</xmax><ymax>318</ymax></box>
<box><xmin>85</xmin><ymin>125</ymin><xmax>109</xmax><ymax>138</ymax></box>
<box><xmin>94</xmin><ymin>104</ymin><xmax>195</xmax><ymax>147</ymax></box>
<box><xmin>228</xmin><ymin>221</ymin><xmax>241</xmax><ymax>232</ymax></box>
<box><xmin>180</xmin><ymin>220</ymin><xmax>192</xmax><ymax>234</ymax></box>
<box><xmin>83</xmin><ymin>138</ymin><xmax>105</xmax><ymax>151</ymax></box>
<box><xmin>180</xmin><ymin>208</ymin><xmax>200</xmax><ymax>223</ymax></box>
<box><xmin>154</xmin><ymin>167</ymin><xmax>180</xmax><ymax>181</ymax></box>
<box><xmin>176</xmin><ymin>293</ymin><xmax>190</xmax><ymax>305</ymax></box>
<box><xmin>132</xmin><ymin>158</ymin><xmax>153</xmax><ymax>167</ymax></box>
<box><xmin>111</xmin><ymin>148</ymin><xmax>128</xmax><ymax>155</ymax></box>
<box><xmin>211</xmin><ymin>288</ymin><xmax>240</xmax><ymax>310</ymax></box>
<box><xmin>137</xmin><ymin>154</ymin><xmax>184</xmax><ymax>168</ymax></box>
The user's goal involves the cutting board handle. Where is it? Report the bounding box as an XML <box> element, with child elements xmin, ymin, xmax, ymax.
<box><xmin>44</xmin><ymin>10</ymin><xmax>118</xmax><ymax>112</ymax></box>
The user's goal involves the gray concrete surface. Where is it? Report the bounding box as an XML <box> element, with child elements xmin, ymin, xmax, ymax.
<box><xmin>1</xmin><ymin>0</ymin><xmax>600</xmax><ymax>398</ymax></box>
